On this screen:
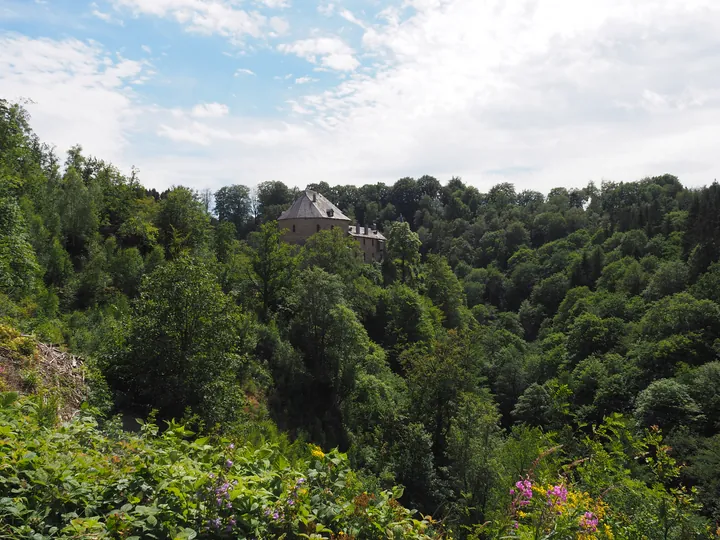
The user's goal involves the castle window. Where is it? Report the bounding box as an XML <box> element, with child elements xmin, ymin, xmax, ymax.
<box><xmin>292</xmin><ymin>225</ymin><xmax>296</xmax><ymax>232</ymax></box>
<box><xmin>317</xmin><ymin>224</ymin><xmax>320</xmax><ymax>232</ymax></box>
<box><xmin>363</xmin><ymin>238</ymin><xmax>366</xmax><ymax>245</ymax></box>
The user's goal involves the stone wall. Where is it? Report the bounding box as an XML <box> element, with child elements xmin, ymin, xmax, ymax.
<box><xmin>356</xmin><ymin>235</ymin><xmax>385</xmax><ymax>263</ymax></box>
<box><xmin>278</xmin><ymin>217</ymin><xmax>350</xmax><ymax>244</ymax></box>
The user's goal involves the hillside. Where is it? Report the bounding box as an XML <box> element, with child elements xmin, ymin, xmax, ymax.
<box><xmin>3</xmin><ymin>97</ymin><xmax>720</xmax><ymax>538</ymax></box>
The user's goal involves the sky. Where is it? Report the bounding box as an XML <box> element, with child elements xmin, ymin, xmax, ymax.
<box><xmin>1</xmin><ymin>0</ymin><xmax>720</xmax><ymax>193</ymax></box>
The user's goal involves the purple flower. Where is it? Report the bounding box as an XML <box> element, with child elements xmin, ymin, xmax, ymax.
<box><xmin>296</xmin><ymin>477</ymin><xmax>306</xmax><ymax>485</ymax></box>
<box><xmin>229</xmin><ymin>518</ymin><xmax>236</xmax><ymax>527</ymax></box>
<box><xmin>208</xmin><ymin>518</ymin><xmax>221</xmax><ymax>529</ymax></box>
<box><xmin>515</xmin><ymin>479</ymin><xmax>533</xmax><ymax>500</ymax></box>
<box><xmin>579</xmin><ymin>511</ymin><xmax>599</xmax><ymax>532</ymax></box>
<box><xmin>272</xmin><ymin>512</ymin><xmax>279</xmax><ymax>520</ymax></box>
<box><xmin>287</xmin><ymin>499</ymin><xmax>295</xmax><ymax>506</ymax></box>
<box><xmin>228</xmin><ymin>443</ymin><xmax>235</xmax><ymax>450</ymax></box>
<box><xmin>217</xmin><ymin>498</ymin><xmax>223</xmax><ymax>506</ymax></box>
<box><xmin>225</xmin><ymin>459</ymin><xmax>234</xmax><ymax>468</ymax></box>
<box><xmin>546</xmin><ymin>484</ymin><xmax>568</xmax><ymax>510</ymax></box>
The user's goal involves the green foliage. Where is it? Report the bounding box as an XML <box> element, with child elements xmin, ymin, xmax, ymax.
<box><xmin>0</xmin><ymin>393</ymin><xmax>443</xmax><ymax>539</ymax></box>
<box><xmin>386</xmin><ymin>221</ymin><xmax>422</xmax><ymax>284</ymax></box>
<box><xmin>6</xmin><ymin>100</ymin><xmax>720</xmax><ymax>538</ymax></box>
<box><xmin>0</xmin><ymin>196</ymin><xmax>40</xmax><ymax>298</ymax></box>
<box><xmin>102</xmin><ymin>257</ymin><xmax>256</xmax><ymax>424</ymax></box>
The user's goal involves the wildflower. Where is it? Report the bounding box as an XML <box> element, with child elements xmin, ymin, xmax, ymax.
<box><xmin>296</xmin><ymin>477</ymin><xmax>306</xmax><ymax>485</ymax></box>
<box><xmin>546</xmin><ymin>484</ymin><xmax>568</xmax><ymax>513</ymax></box>
<box><xmin>515</xmin><ymin>479</ymin><xmax>533</xmax><ymax>500</ymax></box>
<box><xmin>228</xmin><ymin>443</ymin><xmax>235</xmax><ymax>450</ymax></box>
<box><xmin>209</xmin><ymin>473</ymin><xmax>215</xmax><ymax>479</ymax></box>
<box><xmin>226</xmin><ymin>502</ymin><xmax>232</xmax><ymax>509</ymax></box>
<box><xmin>217</xmin><ymin>498</ymin><xmax>223</xmax><ymax>506</ymax></box>
<box><xmin>310</xmin><ymin>444</ymin><xmax>325</xmax><ymax>459</ymax></box>
<box><xmin>225</xmin><ymin>459</ymin><xmax>233</xmax><ymax>468</ymax></box>
<box><xmin>264</xmin><ymin>508</ymin><xmax>271</xmax><ymax>516</ymax></box>
<box><xmin>272</xmin><ymin>511</ymin><xmax>280</xmax><ymax>520</ymax></box>
<box><xmin>579</xmin><ymin>511</ymin><xmax>599</xmax><ymax>533</ymax></box>
<box><xmin>229</xmin><ymin>518</ymin><xmax>237</xmax><ymax>527</ymax></box>
<box><xmin>208</xmin><ymin>518</ymin><xmax>221</xmax><ymax>529</ymax></box>
<box><xmin>287</xmin><ymin>498</ymin><xmax>295</xmax><ymax>506</ymax></box>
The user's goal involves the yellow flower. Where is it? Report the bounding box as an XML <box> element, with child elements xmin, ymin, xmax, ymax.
<box><xmin>310</xmin><ymin>444</ymin><xmax>325</xmax><ymax>459</ymax></box>
<box><xmin>603</xmin><ymin>523</ymin><xmax>614</xmax><ymax>539</ymax></box>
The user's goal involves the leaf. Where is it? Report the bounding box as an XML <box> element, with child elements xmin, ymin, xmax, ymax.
<box><xmin>0</xmin><ymin>392</ymin><xmax>18</xmax><ymax>407</ymax></box>
<box><xmin>174</xmin><ymin>528</ymin><xmax>197</xmax><ymax>540</ymax></box>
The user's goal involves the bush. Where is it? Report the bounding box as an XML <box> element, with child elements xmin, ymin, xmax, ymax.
<box><xmin>0</xmin><ymin>393</ymin><xmax>444</xmax><ymax>539</ymax></box>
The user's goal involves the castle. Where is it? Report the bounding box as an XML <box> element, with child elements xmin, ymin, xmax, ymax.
<box><xmin>278</xmin><ymin>190</ymin><xmax>386</xmax><ymax>263</ymax></box>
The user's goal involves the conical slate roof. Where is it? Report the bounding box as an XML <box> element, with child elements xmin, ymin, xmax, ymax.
<box><xmin>278</xmin><ymin>190</ymin><xmax>350</xmax><ymax>221</ymax></box>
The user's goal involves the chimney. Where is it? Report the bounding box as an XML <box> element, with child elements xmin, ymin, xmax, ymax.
<box><xmin>363</xmin><ymin>224</ymin><xmax>368</xmax><ymax>235</ymax></box>
<box><xmin>312</xmin><ymin>192</ymin><xmax>317</xmax><ymax>202</ymax></box>
<box><xmin>372</xmin><ymin>223</ymin><xmax>377</xmax><ymax>233</ymax></box>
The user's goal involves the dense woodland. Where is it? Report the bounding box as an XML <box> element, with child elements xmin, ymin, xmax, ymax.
<box><xmin>4</xmin><ymin>97</ymin><xmax>720</xmax><ymax>538</ymax></box>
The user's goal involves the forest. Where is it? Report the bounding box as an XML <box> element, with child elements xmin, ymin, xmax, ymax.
<box><xmin>3</xmin><ymin>96</ymin><xmax>720</xmax><ymax>538</ymax></box>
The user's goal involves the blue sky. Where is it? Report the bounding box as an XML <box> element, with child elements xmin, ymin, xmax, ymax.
<box><xmin>2</xmin><ymin>0</ymin><xmax>720</xmax><ymax>192</ymax></box>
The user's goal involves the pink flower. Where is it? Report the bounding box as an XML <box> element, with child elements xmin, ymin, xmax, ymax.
<box><xmin>515</xmin><ymin>479</ymin><xmax>533</xmax><ymax>499</ymax></box>
<box><xmin>546</xmin><ymin>484</ymin><xmax>568</xmax><ymax>511</ymax></box>
<box><xmin>579</xmin><ymin>511</ymin><xmax>598</xmax><ymax>532</ymax></box>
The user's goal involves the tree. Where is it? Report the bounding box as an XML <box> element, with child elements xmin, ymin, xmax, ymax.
<box><xmin>385</xmin><ymin>221</ymin><xmax>421</xmax><ymax>284</ymax></box>
<box><xmin>446</xmin><ymin>390</ymin><xmax>502</xmax><ymax>525</ymax></box>
<box><xmin>103</xmin><ymin>257</ymin><xmax>255</xmax><ymax>422</ymax></box>
<box><xmin>566</xmin><ymin>312</ymin><xmax>625</xmax><ymax>363</ymax></box>
<box><xmin>402</xmin><ymin>331</ymin><xmax>483</xmax><ymax>464</ymax></box>
<box><xmin>157</xmin><ymin>187</ymin><xmax>210</xmax><ymax>258</ymax></box>
<box><xmin>0</xmin><ymin>197</ymin><xmax>40</xmax><ymax>298</ymax></box>
<box><xmin>643</xmin><ymin>261</ymin><xmax>689</xmax><ymax>301</ymax></box>
<box><xmin>256</xmin><ymin>181</ymin><xmax>296</xmax><ymax>221</ymax></box>
<box><xmin>246</xmin><ymin>221</ymin><xmax>296</xmax><ymax>322</ymax></box>
<box><xmin>57</xmin><ymin>167</ymin><xmax>99</xmax><ymax>261</ymax></box>
<box><xmin>300</xmin><ymin>226</ymin><xmax>363</xmax><ymax>281</ymax></box>
<box><xmin>634</xmin><ymin>379</ymin><xmax>703</xmax><ymax>431</ymax></box>
<box><xmin>423</xmin><ymin>254</ymin><xmax>466</xmax><ymax>328</ymax></box>
<box><xmin>214</xmin><ymin>184</ymin><xmax>252</xmax><ymax>237</ymax></box>
<box><xmin>287</xmin><ymin>267</ymin><xmax>376</xmax><ymax>447</ymax></box>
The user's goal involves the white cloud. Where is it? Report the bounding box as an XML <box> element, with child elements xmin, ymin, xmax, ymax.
<box><xmin>235</xmin><ymin>68</ymin><xmax>256</xmax><ymax>76</ymax></box>
<box><xmin>113</xmin><ymin>0</ymin><xmax>271</xmax><ymax>41</ymax></box>
<box><xmin>295</xmin><ymin>76</ymin><xmax>317</xmax><ymax>84</ymax></box>
<box><xmin>338</xmin><ymin>9</ymin><xmax>365</xmax><ymax>29</ymax></box>
<box><xmin>190</xmin><ymin>102</ymin><xmax>229</xmax><ymax>118</ymax></box>
<box><xmin>6</xmin><ymin>1</ymin><xmax>720</xmax><ymax>193</ymax></box>
<box><xmin>257</xmin><ymin>0</ymin><xmax>290</xmax><ymax>9</ymax></box>
<box><xmin>269</xmin><ymin>16</ymin><xmax>290</xmax><ymax>35</ymax></box>
<box><xmin>141</xmin><ymin>44</ymin><xmax>152</xmax><ymax>53</ymax></box>
<box><xmin>0</xmin><ymin>33</ymin><xmax>144</xmax><ymax>165</ymax></box>
<box><xmin>317</xmin><ymin>2</ymin><xmax>334</xmax><ymax>17</ymax></box>
<box><xmin>278</xmin><ymin>37</ymin><xmax>359</xmax><ymax>71</ymax></box>
<box><xmin>91</xmin><ymin>2</ymin><xmax>124</xmax><ymax>24</ymax></box>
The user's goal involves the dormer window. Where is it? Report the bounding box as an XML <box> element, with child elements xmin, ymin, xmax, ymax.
<box><xmin>327</xmin><ymin>209</ymin><xmax>334</xmax><ymax>217</ymax></box>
